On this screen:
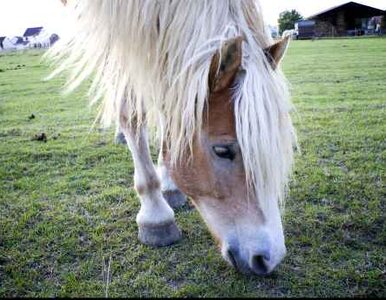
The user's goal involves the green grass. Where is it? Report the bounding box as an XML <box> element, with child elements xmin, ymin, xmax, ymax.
<box><xmin>0</xmin><ymin>38</ymin><xmax>385</xmax><ymax>297</ymax></box>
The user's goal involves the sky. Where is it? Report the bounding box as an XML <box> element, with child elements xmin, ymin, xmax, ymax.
<box><xmin>0</xmin><ymin>0</ymin><xmax>385</xmax><ymax>37</ymax></box>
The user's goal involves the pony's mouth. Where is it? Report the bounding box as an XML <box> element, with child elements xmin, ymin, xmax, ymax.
<box><xmin>227</xmin><ymin>249</ymin><xmax>239</xmax><ymax>270</ymax></box>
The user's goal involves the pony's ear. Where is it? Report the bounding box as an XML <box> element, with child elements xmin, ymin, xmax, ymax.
<box><xmin>264</xmin><ymin>35</ymin><xmax>290</xmax><ymax>69</ymax></box>
<box><xmin>209</xmin><ymin>36</ymin><xmax>243</xmax><ymax>93</ymax></box>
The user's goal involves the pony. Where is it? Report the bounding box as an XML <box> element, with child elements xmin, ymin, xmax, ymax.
<box><xmin>47</xmin><ymin>0</ymin><xmax>296</xmax><ymax>275</ymax></box>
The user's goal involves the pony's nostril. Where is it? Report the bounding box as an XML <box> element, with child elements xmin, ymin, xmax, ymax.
<box><xmin>251</xmin><ymin>254</ymin><xmax>270</xmax><ymax>275</ymax></box>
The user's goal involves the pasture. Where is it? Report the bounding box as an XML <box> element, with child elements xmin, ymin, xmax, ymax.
<box><xmin>0</xmin><ymin>38</ymin><xmax>385</xmax><ymax>297</ymax></box>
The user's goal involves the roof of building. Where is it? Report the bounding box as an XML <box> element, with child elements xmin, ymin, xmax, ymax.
<box><xmin>307</xmin><ymin>1</ymin><xmax>385</xmax><ymax>20</ymax></box>
<box><xmin>23</xmin><ymin>27</ymin><xmax>43</xmax><ymax>37</ymax></box>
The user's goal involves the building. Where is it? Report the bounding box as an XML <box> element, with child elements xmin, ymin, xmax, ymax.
<box><xmin>295</xmin><ymin>20</ymin><xmax>316</xmax><ymax>40</ymax></box>
<box><xmin>1</xmin><ymin>36</ymin><xmax>29</xmax><ymax>51</ymax></box>
<box><xmin>0</xmin><ymin>26</ymin><xmax>60</xmax><ymax>51</ymax></box>
<box><xmin>0</xmin><ymin>37</ymin><xmax>5</xmax><ymax>50</ymax></box>
<box><xmin>1</xmin><ymin>37</ymin><xmax>15</xmax><ymax>51</ymax></box>
<box><xmin>22</xmin><ymin>26</ymin><xmax>60</xmax><ymax>48</ymax></box>
<box><xmin>23</xmin><ymin>26</ymin><xmax>50</xmax><ymax>48</ymax></box>
<box><xmin>304</xmin><ymin>2</ymin><xmax>385</xmax><ymax>38</ymax></box>
<box><xmin>23</xmin><ymin>27</ymin><xmax>44</xmax><ymax>41</ymax></box>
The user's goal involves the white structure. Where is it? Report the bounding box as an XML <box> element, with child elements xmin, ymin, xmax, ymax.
<box><xmin>23</xmin><ymin>27</ymin><xmax>50</xmax><ymax>48</ymax></box>
<box><xmin>25</xmin><ymin>27</ymin><xmax>53</xmax><ymax>48</ymax></box>
<box><xmin>268</xmin><ymin>25</ymin><xmax>279</xmax><ymax>39</ymax></box>
<box><xmin>282</xmin><ymin>29</ymin><xmax>298</xmax><ymax>39</ymax></box>
<box><xmin>0</xmin><ymin>27</ymin><xmax>59</xmax><ymax>52</ymax></box>
<box><xmin>1</xmin><ymin>36</ymin><xmax>28</xmax><ymax>51</ymax></box>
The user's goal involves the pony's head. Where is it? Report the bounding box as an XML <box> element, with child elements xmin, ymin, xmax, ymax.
<box><xmin>165</xmin><ymin>36</ymin><xmax>294</xmax><ymax>275</ymax></box>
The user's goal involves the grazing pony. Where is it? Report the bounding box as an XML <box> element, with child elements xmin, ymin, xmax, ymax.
<box><xmin>48</xmin><ymin>0</ymin><xmax>296</xmax><ymax>275</ymax></box>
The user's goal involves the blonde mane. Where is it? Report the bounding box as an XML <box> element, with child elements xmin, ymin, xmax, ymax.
<box><xmin>47</xmin><ymin>0</ymin><xmax>296</xmax><ymax>209</ymax></box>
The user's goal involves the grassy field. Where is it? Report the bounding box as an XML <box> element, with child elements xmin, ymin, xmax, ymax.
<box><xmin>0</xmin><ymin>38</ymin><xmax>385</xmax><ymax>297</ymax></box>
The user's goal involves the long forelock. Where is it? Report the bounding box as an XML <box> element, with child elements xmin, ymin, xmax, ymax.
<box><xmin>233</xmin><ymin>55</ymin><xmax>296</xmax><ymax>211</ymax></box>
<box><xmin>46</xmin><ymin>0</ymin><xmax>296</xmax><ymax>211</ymax></box>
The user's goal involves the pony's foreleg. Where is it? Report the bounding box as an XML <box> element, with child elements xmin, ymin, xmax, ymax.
<box><xmin>119</xmin><ymin>117</ymin><xmax>181</xmax><ymax>247</ymax></box>
<box><xmin>157</xmin><ymin>154</ymin><xmax>187</xmax><ymax>209</ymax></box>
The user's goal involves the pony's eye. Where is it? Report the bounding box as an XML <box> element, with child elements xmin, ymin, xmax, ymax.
<box><xmin>213</xmin><ymin>145</ymin><xmax>236</xmax><ymax>160</ymax></box>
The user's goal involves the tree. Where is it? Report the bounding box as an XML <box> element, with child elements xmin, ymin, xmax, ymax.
<box><xmin>278</xmin><ymin>10</ymin><xmax>303</xmax><ymax>34</ymax></box>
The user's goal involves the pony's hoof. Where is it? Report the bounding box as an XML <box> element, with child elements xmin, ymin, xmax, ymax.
<box><xmin>115</xmin><ymin>131</ymin><xmax>126</xmax><ymax>144</ymax></box>
<box><xmin>138</xmin><ymin>221</ymin><xmax>182</xmax><ymax>247</ymax></box>
<box><xmin>162</xmin><ymin>190</ymin><xmax>187</xmax><ymax>209</ymax></box>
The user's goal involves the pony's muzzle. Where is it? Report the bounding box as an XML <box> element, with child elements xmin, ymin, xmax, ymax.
<box><xmin>226</xmin><ymin>247</ymin><xmax>271</xmax><ymax>275</ymax></box>
<box><xmin>223</xmin><ymin>234</ymin><xmax>285</xmax><ymax>276</ymax></box>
